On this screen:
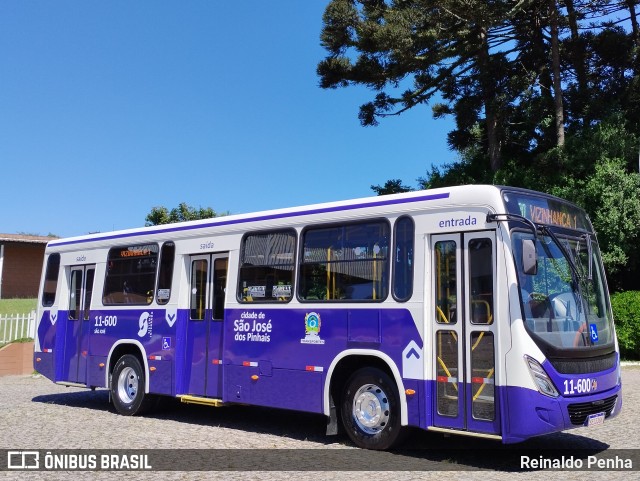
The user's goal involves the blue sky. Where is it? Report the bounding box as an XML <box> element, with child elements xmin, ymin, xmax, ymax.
<box><xmin>0</xmin><ymin>1</ymin><xmax>455</xmax><ymax>238</ymax></box>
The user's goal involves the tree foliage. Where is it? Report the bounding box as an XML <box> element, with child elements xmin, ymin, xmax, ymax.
<box><xmin>610</xmin><ymin>291</ymin><xmax>640</xmax><ymax>359</ymax></box>
<box><xmin>370</xmin><ymin>178</ymin><xmax>414</xmax><ymax>195</ymax></box>
<box><xmin>145</xmin><ymin>203</ymin><xmax>225</xmax><ymax>226</ymax></box>
<box><xmin>549</xmin><ymin>118</ymin><xmax>640</xmax><ymax>285</ymax></box>
<box><xmin>321</xmin><ymin>1</ymin><xmax>640</xmax><ymax>289</ymax></box>
<box><xmin>319</xmin><ymin>0</ymin><xmax>640</xmax><ymax>172</ymax></box>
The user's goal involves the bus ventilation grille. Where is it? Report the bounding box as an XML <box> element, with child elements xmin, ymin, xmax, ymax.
<box><xmin>567</xmin><ymin>395</ymin><xmax>617</xmax><ymax>426</ymax></box>
<box><xmin>550</xmin><ymin>352</ymin><xmax>616</xmax><ymax>374</ymax></box>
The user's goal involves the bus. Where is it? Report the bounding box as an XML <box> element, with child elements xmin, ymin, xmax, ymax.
<box><xmin>33</xmin><ymin>185</ymin><xmax>621</xmax><ymax>450</ymax></box>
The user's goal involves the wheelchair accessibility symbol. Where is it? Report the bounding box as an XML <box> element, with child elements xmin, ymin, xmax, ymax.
<box><xmin>589</xmin><ymin>324</ymin><xmax>599</xmax><ymax>343</ymax></box>
<box><xmin>162</xmin><ymin>337</ymin><xmax>171</xmax><ymax>350</ymax></box>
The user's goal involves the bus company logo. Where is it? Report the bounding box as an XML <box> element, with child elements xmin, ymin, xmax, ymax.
<box><xmin>301</xmin><ymin>312</ymin><xmax>325</xmax><ymax>345</ymax></box>
<box><xmin>137</xmin><ymin>312</ymin><xmax>153</xmax><ymax>338</ymax></box>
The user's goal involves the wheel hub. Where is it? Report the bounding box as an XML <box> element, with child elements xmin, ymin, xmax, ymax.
<box><xmin>353</xmin><ymin>383</ymin><xmax>390</xmax><ymax>434</ymax></box>
<box><xmin>117</xmin><ymin>366</ymin><xmax>138</xmax><ymax>404</ymax></box>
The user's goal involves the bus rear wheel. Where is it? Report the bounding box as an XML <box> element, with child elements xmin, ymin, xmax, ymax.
<box><xmin>341</xmin><ymin>367</ymin><xmax>404</xmax><ymax>450</ymax></box>
<box><xmin>110</xmin><ymin>354</ymin><xmax>154</xmax><ymax>415</ymax></box>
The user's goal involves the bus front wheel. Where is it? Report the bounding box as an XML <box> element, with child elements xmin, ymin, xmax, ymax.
<box><xmin>341</xmin><ymin>367</ymin><xmax>404</xmax><ymax>450</ymax></box>
<box><xmin>110</xmin><ymin>354</ymin><xmax>154</xmax><ymax>415</ymax></box>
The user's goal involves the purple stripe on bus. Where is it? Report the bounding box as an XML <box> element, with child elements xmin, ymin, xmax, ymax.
<box><xmin>49</xmin><ymin>192</ymin><xmax>450</xmax><ymax>247</ymax></box>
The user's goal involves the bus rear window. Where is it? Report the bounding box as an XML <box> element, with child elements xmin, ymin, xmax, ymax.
<box><xmin>103</xmin><ymin>244</ymin><xmax>159</xmax><ymax>305</ymax></box>
<box><xmin>42</xmin><ymin>253</ymin><xmax>60</xmax><ymax>307</ymax></box>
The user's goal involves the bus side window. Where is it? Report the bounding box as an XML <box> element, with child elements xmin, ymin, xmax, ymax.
<box><xmin>156</xmin><ymin>242</ymin><xmax>175</xmax><ymax>305</ymax></box>
<box><xmin>42</xmin><ymin>253</ymin><xmax>61</xmax><ymax>307</ymax></box>
<box><xmin>393</xmin><ymin>216</ymin><xmax>414</xmax><ymax>302</ymax></box>
<box><xmin>238</xmin><ymin>230</ymin><xmax>296</xmax><ymax>303</ymax></box>
<box><xmin>299</xmin><ymin>220</ymin><xmax>390</xmax><ymax>302</ymax></box>
<box><xmin>103</xmin><ymin>244</ymin><xmax>159</xmax><ymax>305</ymax></box>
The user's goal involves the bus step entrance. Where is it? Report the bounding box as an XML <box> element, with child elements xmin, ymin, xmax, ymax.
<box><xmin>179</xmin><ymin>395</ymin><xmax>224</xmax><ymax>407</ymax></box>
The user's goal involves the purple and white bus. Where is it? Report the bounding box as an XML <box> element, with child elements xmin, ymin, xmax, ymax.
<box><xmin>34</xmin><ymin>185</ymin><xmax>621</xmax><ymax>449</ymax></box>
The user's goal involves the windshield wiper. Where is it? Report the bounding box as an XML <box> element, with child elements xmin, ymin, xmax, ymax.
<box><xmin>582</xmin><ymin>233</ymin><xmax>593</xmax><ymax>281</ymax></box>
<box><xmin>538</xmin><ymin>225</ymin><xmax>581</xmax><ymax>282</ymax></box>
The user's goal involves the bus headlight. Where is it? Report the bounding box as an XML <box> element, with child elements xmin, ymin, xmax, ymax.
<box><xmin>525</xmin><ymin>356</ymin><xmax>559</xmax><ymax>398</ymax></box>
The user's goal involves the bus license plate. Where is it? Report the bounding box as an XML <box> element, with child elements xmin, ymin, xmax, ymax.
<box><xmin>587</xmin><ymin>412</ymin><xmax>605</xmax><ymax>427</ymax></box>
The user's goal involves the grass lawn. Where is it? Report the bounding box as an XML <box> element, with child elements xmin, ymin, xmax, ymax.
<box><xmin>0</xmin><ymin>298</ymin><xmax>37</xmax><ymax>316</ymax></box>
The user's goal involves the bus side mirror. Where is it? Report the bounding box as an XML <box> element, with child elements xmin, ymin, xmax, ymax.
<box><xmin>522</xmin><ymin>239</ymin><xmax>538</xmax><ymax>275</ymax></box>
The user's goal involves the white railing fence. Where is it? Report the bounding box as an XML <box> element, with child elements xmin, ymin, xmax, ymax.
<box><xmin>0</xmin><ymin>311</ymin><xmax>36</xmax><ymax>344</ymax></box>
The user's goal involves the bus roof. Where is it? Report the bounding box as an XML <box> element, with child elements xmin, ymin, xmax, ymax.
<box><xmin>47</xmin><ymin>184</ymin><xmax>562</xmax><ymax>249</ymax></box>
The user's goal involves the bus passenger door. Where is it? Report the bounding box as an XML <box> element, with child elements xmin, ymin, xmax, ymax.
<box><xmin>431</xmin><ymin>235</ymin><xmax>464</xmax><ymax>430</ymax></box>
<box><xmin>185</xmin><ymin>253</ymin><xmax>228</xmax><ymax>398</ymax></box>
<box><xmin>431</xmin><ymin>232</ymin><xmax>499</xmax><ymax>435</ymax></box>
<box><xmin>63</xmin><ymin>265</ymin><xmax>95</xmax><ymax>383</ymax></box>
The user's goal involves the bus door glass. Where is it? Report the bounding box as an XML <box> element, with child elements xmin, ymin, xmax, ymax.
<box><xmin>186</xmin><ymin>253</ymin><xmax>228</xmax><ymax>398</ymax></box>
<box><xmin>431</xmin><ymin>232</ymin><xmax>499</xmax><ymax>434</ymax></box>
<box><xmin>64</xmin><ymin>264</ymin><xmax>95</xmax><ymax>383</ymax></box>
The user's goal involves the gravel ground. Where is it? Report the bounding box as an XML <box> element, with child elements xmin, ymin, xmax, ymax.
<box><xmin>1</xmin><ymin>366</ymin><xmax>639</xmax><ymax>481</ymax></box>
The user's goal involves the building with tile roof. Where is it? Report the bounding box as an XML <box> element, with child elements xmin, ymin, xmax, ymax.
<box><xmin>0</xmin><ymin>234</ymin><xmax>53</xmax><ymax>299</ymax></box>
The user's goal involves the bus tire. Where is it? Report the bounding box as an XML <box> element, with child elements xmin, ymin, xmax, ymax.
<box><xmin>341</xmin><ymin>367</ymin><xmax>404</xmax><ymax>450</ymax></box>
<box><xmin>110</xmin><ymin>354</ymin><xmax>154</xmax><ymax>416</ymax></box>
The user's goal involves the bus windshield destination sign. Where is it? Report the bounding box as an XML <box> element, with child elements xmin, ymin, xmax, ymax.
<box><xmin>117</xmin><ymin>245</ymin><xmax>158</xmax><ymax>259</ymax></box>
<box><xmin>503</xmin><ymin>191</ymin><xmax>590</xmax><ymax>231</ymax></box>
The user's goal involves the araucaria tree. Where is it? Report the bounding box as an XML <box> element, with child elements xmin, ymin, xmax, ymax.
<box><xmin>318</xmin><ymin>0</ymin><xmax>516</xmax><ymax>171</ymax></box>
<box><xmin>318</xmin><ymin>0</ymin><xmax>640</xmax><ymax>172</ymax></box>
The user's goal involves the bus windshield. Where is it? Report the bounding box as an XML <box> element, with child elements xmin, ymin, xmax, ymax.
<box><xmin>513</xmin><ymin>231</ymin><xmax>614</xmax><ymax>352</ymax></box>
